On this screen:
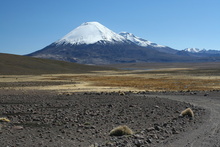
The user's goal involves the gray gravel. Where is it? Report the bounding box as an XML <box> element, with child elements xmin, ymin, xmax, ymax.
<box><xmin>0</xmin><ymin>90</ymin><xmax>208</xmax><ymax>147</ymax></box>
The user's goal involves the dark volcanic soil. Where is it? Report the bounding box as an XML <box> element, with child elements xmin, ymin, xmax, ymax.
<box><xmin>0</xmin><ymin>90</ymin><xmax>207</xmax><ymax>147</ymax></box>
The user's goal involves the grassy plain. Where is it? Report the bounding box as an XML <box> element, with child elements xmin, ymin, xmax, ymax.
<box><xmin>1</xmin><ymin>66</ymin><xmax>220</xmax><ymax>92</ymax></box>
<box><xmin>1</xmin><ymin>53</ymin><xmax>220</xmax><ymax>92</ymax></box>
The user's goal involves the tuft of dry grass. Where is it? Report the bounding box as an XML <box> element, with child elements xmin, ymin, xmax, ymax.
<box><xmin>109</xmin><ymin>125</ymin><xmax>134</xmax><ymax>136</ymax></box>
<box><xmin>180</xmin><ymin>108</ymin><xmax>194</xmax><ymax>118</ymax></box>
<box><xmin>0</xmin><ymin>117</ymin><xmax>10</xmax><ymax>122</ymax></box>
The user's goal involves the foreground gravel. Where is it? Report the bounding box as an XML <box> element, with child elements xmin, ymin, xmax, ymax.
<box><xmin>0</xmin><ymin>90</ymin><xmax>207</xmax><ymax>147</ymax></box>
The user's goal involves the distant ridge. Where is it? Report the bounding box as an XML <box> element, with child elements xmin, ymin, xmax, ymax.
<box><xmin>183</xmin><ymin>48</ymin><xmax>220</xmax><ymax>54</ymax></box>
<box><xmin>184</xmin><ymin>48</ymin><xmax>201</xmax><ymax>53</ymax></box>
<box><xmin>0</xmin><ymin>53</ymin><xmax>113</xmax><ymax>75</ymax></box>
<box><xmin>119</xmin><ymin>32</ymin><xmax>178</xmax><ymax>54</ymax></box>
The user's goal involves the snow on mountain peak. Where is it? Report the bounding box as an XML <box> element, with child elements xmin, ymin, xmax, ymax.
<box><xmin>184</xmin><ymin>48</ymin><xmax>201</xmax><ymax>53</ymax></box>
<box><xmin>56</xmin><ymin>22</ymin><xmax>126</xmax><ymax>45</ymax></box>
<box><xmin>119</xmin><ymin>32</ymin><xmax>165</xmax><ymax>48</ymax></box>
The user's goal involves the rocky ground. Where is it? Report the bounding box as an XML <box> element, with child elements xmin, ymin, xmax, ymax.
<box><xmin>0</xmin><ymin>90</ymin><xmax>208</xmax><ymax>147</ymax></box>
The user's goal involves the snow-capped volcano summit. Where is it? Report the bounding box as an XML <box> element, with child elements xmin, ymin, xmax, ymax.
<box><xmin>56</xmin><ymin>22</ymin><xmax>127</xmax><ymax>45</ymax></box>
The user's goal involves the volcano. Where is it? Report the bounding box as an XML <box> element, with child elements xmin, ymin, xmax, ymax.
<box><xmin>28</xmin><ymin>22</ymin><xmax>210</xmax><ymax>64</ymax></box>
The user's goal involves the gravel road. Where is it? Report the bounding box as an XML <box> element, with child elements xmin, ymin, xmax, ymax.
<box><xmin>145</xmin><ymin>91</ymin><xmax>220</xmax><ymax>147</ymax></box>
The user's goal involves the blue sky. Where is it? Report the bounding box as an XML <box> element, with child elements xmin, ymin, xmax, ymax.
<box><xmin>1</xmin><ymin>0</ymin><xmax>220</xmax><ymax>55</ymax></box>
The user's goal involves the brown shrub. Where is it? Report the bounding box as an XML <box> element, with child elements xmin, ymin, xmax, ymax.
<box><xmin>109</xmin><ymin>125</ymin><xmax>133</xmax><ymax>136</ymax></box>
<box><xmin>180</xmin><ymin>108</ymin><xmax>194</xmax><ymax>118</ymax></box>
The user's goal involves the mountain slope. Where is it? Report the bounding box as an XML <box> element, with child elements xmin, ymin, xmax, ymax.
<box><xmin>30</xmin><ymin>42</ymin><xmax>192</xmax><ymax>64</ymax></box>
<box><xmin>119</xmin><ymin>32</ymin><xmax>178</xmax><ymax>54</ymax></box>
<box><xmin>0</xmin><ymin>53</ymin><xmax>113</xmax><ymax>75</ymax></box>
<box><xmin>119</xmin><ymin>32</ymin><xmax>164</xmax><ymax>48</ymax></box>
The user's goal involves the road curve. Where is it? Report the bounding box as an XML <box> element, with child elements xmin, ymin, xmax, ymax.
<box><xmin>153</xmin><ymin>92</ymin><xmax>220</xmax><ymax>147</ymax></box>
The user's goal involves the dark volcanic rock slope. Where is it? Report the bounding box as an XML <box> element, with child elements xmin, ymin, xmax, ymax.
<box><xmin>29</xmin><ymin>42</ymin><xmax>194</xmax><ymax>64</ymax></box>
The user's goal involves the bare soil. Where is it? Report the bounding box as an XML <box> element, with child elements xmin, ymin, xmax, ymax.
<box><xmin>0</xmin><ymin>90</ymin><xmax>208</xmax><ymax>147</ymax></box>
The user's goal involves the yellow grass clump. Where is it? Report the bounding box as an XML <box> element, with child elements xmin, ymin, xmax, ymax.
<box><xmin>180</xmin><ymin>108</ymin><xmax>194</xmax><ymax>119</ymax></box>
<box><xmin>0</xmin><ymin>117</ymin><xmax>10</xmax><ymax>122</ymax></box>
<box><xmin>109</xmin><ymin>125</ymin><xmax>134</xmax><ymax>136</ymax></box>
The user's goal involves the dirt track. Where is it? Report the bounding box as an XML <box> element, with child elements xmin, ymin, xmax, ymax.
<box><xmin>147</xmin><ymin>91</ymin><xmax>220</xmax><ymax>147</ymax></box>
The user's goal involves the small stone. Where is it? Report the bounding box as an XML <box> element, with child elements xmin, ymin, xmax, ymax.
<box><xmin>134</xmin><ymin>134</ymin><xmax>145</xmax><ymax>139</ymax></box>
<box><xmin>106</xmin><ymin>141</ymin><xmax>114</xmax><ymax>146</ymax></box>
<box><xmin>172</xmin><ymin>128</ymin><xmax>179</xmax><ymax>134</ymax></box>
<box><xmin>155</xmin><ymin>105</ymin><xmax>159</xmax><ymax>108</ymax></box>
<box><xmin>89</xmin><ymin>143</ymin><xmax>99</xmax><ymax>147</ymax></box>
<box><xmin>57</xmin><ymin>135</ymin><xmax>64</xmax><ymax>139</ymax></box>
<box><xmin>16</xmin><ymin>143</ymin><xmax>20</xmax><ymax>146</ymax></box>
<box><xmin>154</xmin><ymin>125</ymin><xmax>161</xmax><ymax>131</ymax></box>
<box><xmin>12</xmin><ymin>126</ymin><xmax>24</xmax><ymax>130</ymax></box>
<box><xmin>150</xmin><ymin>134</ymin><xmax>158</xmax><ymax>139</ymax></box>
<box><xmin>204</xmin><ymin>93</ymin><xmax>209</xmax><ymax>96</ymax></box>
<box><xmin>146</xmin><ymin>127</ymin><xmax>155</xmax><ymax>132</ymax></box>
<box><xmin>91</xmin><ymin>125</ymin><xmax>96</xmax><ymax>129</ymax></box>
<box><xmin>77</xmin><ymin>129</ymin><xmax>82</xmax><ymax>133</ymax></box>
<box><xmin>146</xmin><ymin>138</ymin><xmax>152</xmax><ymax>143</ymax></box>
<box><xmin>134</xmin><ymin>139</ymin><xmax>144</xmax><ymax>147</ymax></box>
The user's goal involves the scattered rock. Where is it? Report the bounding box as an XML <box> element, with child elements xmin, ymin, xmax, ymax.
<box><xmin>134</xmin><ymin>134</ymin><xmax>145</xmax><ymax>139</ymax></box>
<box><xmin>89</xmin><ymin>143</ymin><xmax>99</xmax><ymax>147</ymax></box>
<box><xmin>12</xmin><ymin>125</ymin><xmax>24</xmax><ymax>130</ymax></box>
<box><xmin>134</xmin><ymin>139</ymin><xmax>144</xmax><ymax>146</ymax></box>
<box><xmin>146</xmin><ymin>138</ymin><xmax>152</xmax><ymax>143</ymax></box>
<box><xmin>155</xmin><ymin>105</ymin><xmax>160</xmax><ymax>108</ymax></box>
<box><xmin>171</xmin><ymin>127</ymin><xmax>179</xmax><ymax>134</ymax></box>
<box><xmin>154</xmin><ymin>125</ymin><xmax>161</xmax><ymax>131</ymax></box>
<box><xmin>147</xmin><ymin>127</ymin><xmax>155</xmax><ymax>132</ymax></box>
<box><xmin>204</xmin><ymin>93</ymin><xmax>209</xmax><ymax>96</ymax></box>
